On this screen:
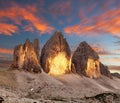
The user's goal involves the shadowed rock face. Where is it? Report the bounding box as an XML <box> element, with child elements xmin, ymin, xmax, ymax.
<box><xmin>100</xmin><ymin>63</ymin><xmax>112</xmax><ymax>78</ymax></box>
<box><xmin>40</xmin><ymin>31</ymin><xmax>73</xmax><ymax>75</ymax></box>
<box><xmin>11</xmin><ymin>39</ymin><xmax>41</xmax><ymax>73</ymax></box>
<box><xmin>33</xmin><ymin>39</ymin><xmax>40</xmax><ymax>60</ymax></box>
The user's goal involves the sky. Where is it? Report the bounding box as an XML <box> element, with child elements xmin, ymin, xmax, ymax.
<box><xmin>0</xmin><ymin>0</ymin><xmax>120</xmax><ymax>66</ymax></box>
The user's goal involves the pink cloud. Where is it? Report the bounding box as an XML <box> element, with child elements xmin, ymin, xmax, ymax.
<box><xmin>100</xmin><ymin>57</ymin><xmax>120</xmax><ymax>66</ymax></box>
<box><xmin>64</xmin><ymin>9</ymin><xmax>120</xmax><ymax>37</ymax></box>
<box><xmin>0</xmin><ymin>23</ymin><xmax>18</xmax><ymax>36</ymax></box>
<box><xmin>0</xmin><ymin>3</ymin><xmax>54</xmax><ymax>35</ymax></box>
<box><xmin>91</xmin><ymin>44</ymin><xmax>112</xmax><ymax>56</ymax></box>
<box><xmin>0</xmin><ymin>48</ymin><xmax>13</xmax><ymax>54</ymax></box>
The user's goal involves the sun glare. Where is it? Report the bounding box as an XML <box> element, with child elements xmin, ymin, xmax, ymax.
<box><xmin>48</xmin><ymin>52</ymin><xmax>71</xmax><ymax>76</ymax></box>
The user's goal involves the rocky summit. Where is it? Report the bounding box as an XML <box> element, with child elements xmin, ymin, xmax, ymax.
<box><xmin>40</xmin><ymin>31</ymin><xmax>74</xmax><ymax>75</ymax></box>
<box><xmin>72</xmin><ymin>41</ymin><xmax>111</xmax><ymax>78</ymax></box>
<box><xmin>10</xmin><ymin>31</ymin><xmax>112</xmax><ymax>78</ymax></box>
<box><xmin>11</xmin><ymin>39</ymin><xmax>41</xmax><ymax>73</ymax></box>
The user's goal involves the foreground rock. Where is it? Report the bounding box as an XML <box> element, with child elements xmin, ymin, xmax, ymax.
<box><xmin>11</xmin><ymin>39</ymin><xmax>41</xmax><ymax>73</ymax></box>
<box><xmin>72</xmin><ymin>41</ymin><xmax>111</xmax><ymax>78</ymax></box>
<box><xmin>79</xmin><ymin>93</ymin><xmax>120</xmax><ymax>103</ymax></box>
<box><xmin>40</xmin><ymin>31</ymin><xmax>73</xmax><ymax>75</ymax></box>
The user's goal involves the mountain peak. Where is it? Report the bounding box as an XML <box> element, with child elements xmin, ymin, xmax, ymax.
<box><xmin>11</xmin><ymin>39</ymin><xmax>41</xmax><ymax>73</ymax></box>
<box><xmin>40</xmin><ymin>32</ymin><xmax>72</xmax><ymax>75</ymax></box>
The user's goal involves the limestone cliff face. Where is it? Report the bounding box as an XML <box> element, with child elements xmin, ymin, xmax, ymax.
<box><xmin>40</xmin><ymin>31</ymin><xmax>73</xmax><ymax>75</ymax></box>
<box><xmin>72</xmin><ymin>41</ymin><xmax>112</xmax><ymax>78</ymax></box>
<box><xmin>72</xmin><ymin>41</ymin><xmax>101</xmax><ymax>78</ymax></box>
<box><xmin>11</xmin><ymin>39</ymin><xmax>41</xmax><ymax>73</ymax></box>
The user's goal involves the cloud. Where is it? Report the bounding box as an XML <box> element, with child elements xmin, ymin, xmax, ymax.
<box><xmin>0</xmin><ymin>48</ymin><xmax>13</xmax><ymax>54</ymax></box>
<box><xmin>91</xmin><ymin>43</ymin><xmax>120</xmax><ymax>56</ymax></box>
<box><xmin>114</xmin><ymin>41</ymin><xmax>120</xmax><ymax>45</ymax></box>
<box><xmin>64</xmin><ymin>9</ymin><xmax>120</xmax><ymax>37</ymax></box>
<box><xmin>0</xmin><ymin>47</ymin><xmax>13</xmax><ymax>60</ymax></box>
<box><xmin>91</xmin><ymin>44</ymin><xmax>112</xmax><ymax>56</ymax></box>
<box><xmin>0</xmin><ymin>55</ymin><xmax>2</xmax><ymax>58</ymax></box>
<box><xmin>100</xmin><ymin>57</ymin><xmax>120</xmax><ymax>66</ymax></box>
<box><xmin>0</xmin><ymin>3</ymin><xmax>54</xmax><ymax>35</ymax></box>
<box><xmin>64</xmin><ymin>24</ymin><xmax>95</xmax><ymax>36</ymax></box>
<box><xmin>0</xmin><ymin>23</ymin><xmax>18</xmax><ymax>36</ymax></box>
<box><xmin>0</xmin><ymin>54</ymin><xmax>12</xmax><ymax>61</ymax></box>
<box><xmin>111</xmin><ymin>49</ymin><xmax>120</xmax><ymax>55</ymax></box>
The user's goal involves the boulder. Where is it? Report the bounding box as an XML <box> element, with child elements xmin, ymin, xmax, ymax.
<box><xmin>11</xmin><ymin>38</ymin><xmax>41</xmax><ymax>73</ymax></box>
<box><xmin>0</xmin><ymin>97</ymin><xmax>4</xmax><ymax>103</ymax></box>
<box><xmin>40</xmin><ymin>31</ymin><xmax>73</xmax><ymax>75</ymax></box>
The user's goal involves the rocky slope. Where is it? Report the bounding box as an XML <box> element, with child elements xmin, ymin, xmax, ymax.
<box><xmin>11</xmin><ymin>39</ymin><xmax>41</xmax><ymax>73</ymax></box>
<box><xmin>0</xmin><ymin>70</ymin><xmax>120</xmax><ymax>103</ymax></box>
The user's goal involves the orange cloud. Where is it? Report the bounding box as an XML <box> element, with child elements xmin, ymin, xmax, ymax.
<box><xmin>64</xmin><ymin>25</ymin><xmax>95</xmax><ymax>35</ymax></box>
<box><xmin>91</xmin><ymin>46</ymin><xmax>103</xmax><ymax>53</ymax></box>
<box><xmin>0</xmin><ymin>48</ymin><xmax>13</xmax><ymax>54</ymax></box>
<box><xmin>64</xmin><ymin>9</ymin><xmax>120</xmax><ymax>37</ymax></box>
<box><xmin>0</xmin><ymin>23</ymin><xmax>18</xmax><ymax>36</ymax></box>
<box><xmin>90</xmin><ymin>44</ymin><xmax>119</xmax><ymax>56</ymax></box>
<box><xmin>20</xmin><ymin>7</ymin><xmax>54</xmax><ymax>34</ymax></box>
<box><xmin>0</xmin><ymin>3</ymin><xmax>54</xmax><ymax>35</ymax></box>
<box><xmin>91</xmin><ymin>44</ymin><xmax>110</xmax><ymax>56</ymax></box>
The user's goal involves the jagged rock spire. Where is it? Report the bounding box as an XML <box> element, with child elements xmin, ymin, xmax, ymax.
<box><xmin>11</xmin><ymin>38</ymin><xmax>41</xmax><ymax>73</ymax></box>
<box><xmin>72</xmin><ymin>41</ymin><xmax>112</xmax><ymax>78</ymax></box>
<box><xmin>40</xmin><ymin>31</ymin><xmax>72</xmax><ymax>75</ymax></box>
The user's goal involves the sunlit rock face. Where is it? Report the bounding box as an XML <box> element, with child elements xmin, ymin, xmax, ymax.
<box><xmin>72</xmin><ymin>41</ymin><xmax>101</xmax><ymax>78</ymax></box>
<box><xmin>40</xmin><ymin>31</ymin><xmax>72</xmax><ymax>75</ymax></box>
<box><xmin>86</xmin><ymin>58</ymin><xmax>100</xmax><ymax>78</ymax></box>
<box><xmin>11</xmin><ymin>39</ymin><xmax>41</xmax><ymax>73</ymax></box>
